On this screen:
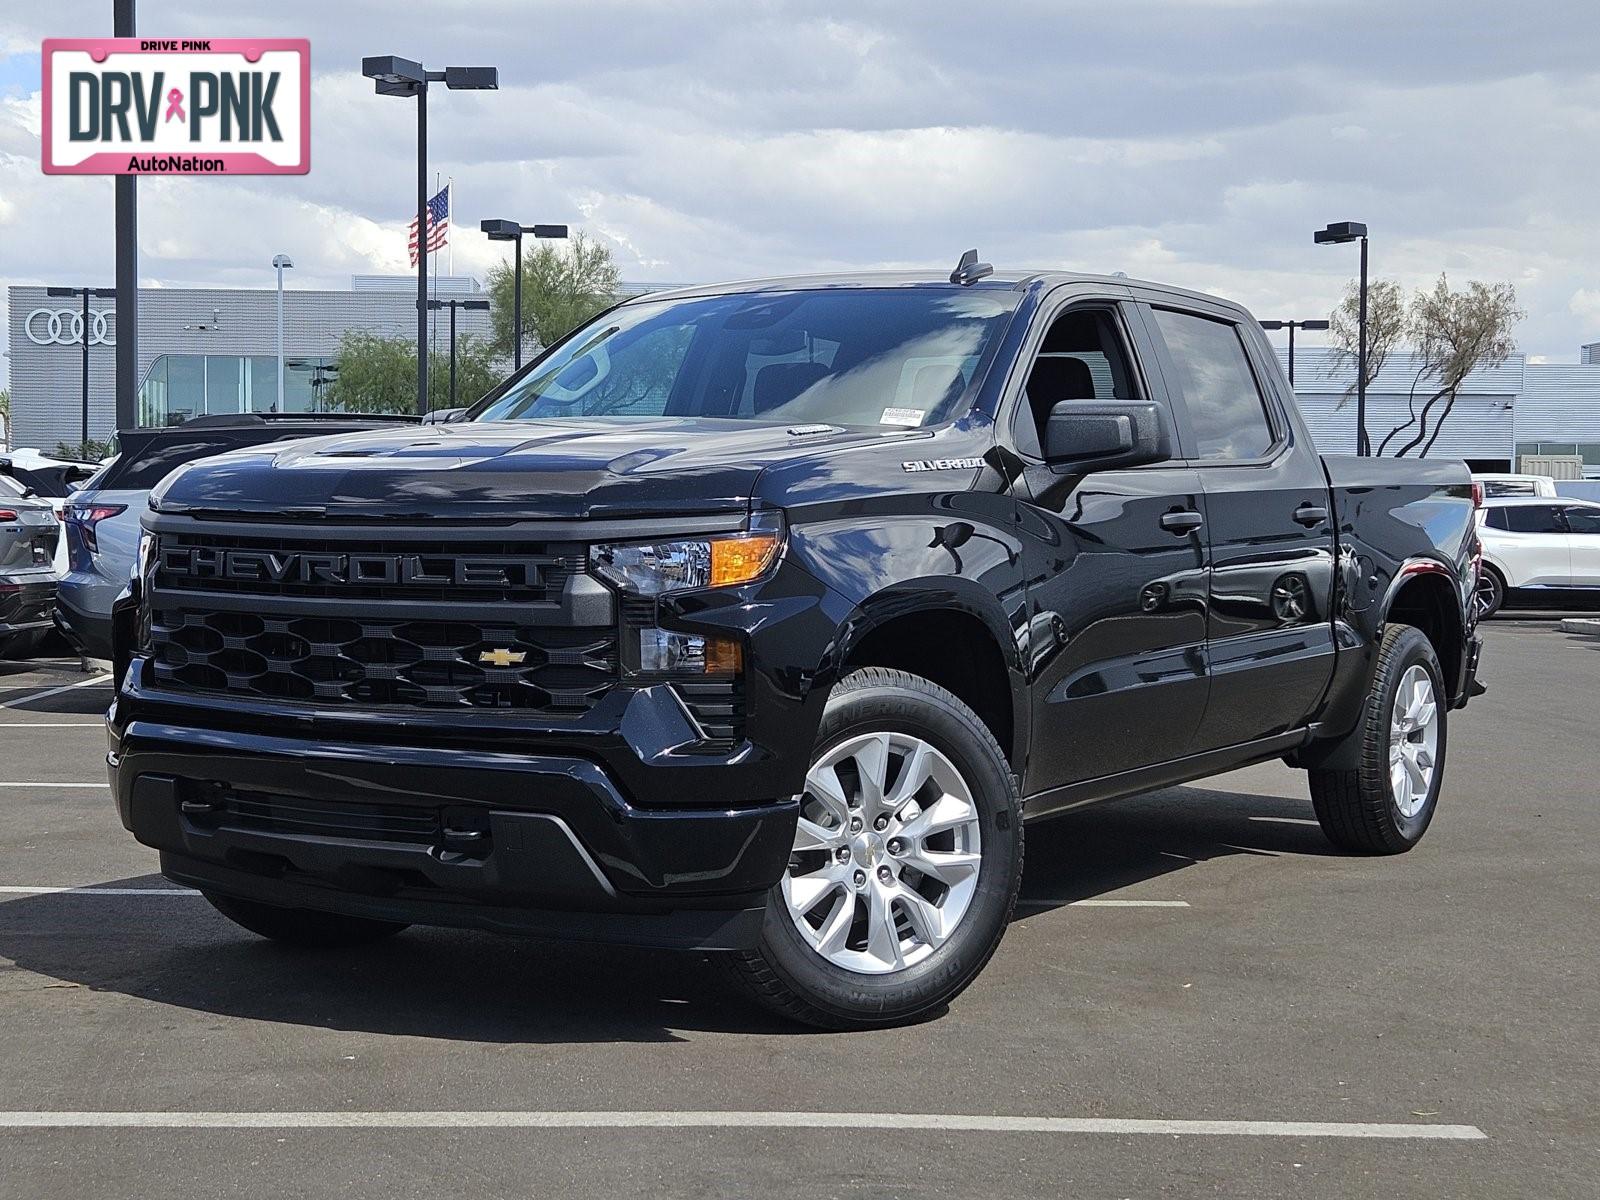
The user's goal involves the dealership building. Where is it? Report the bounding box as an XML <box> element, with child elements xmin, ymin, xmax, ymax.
<box><xmin>4</xmin><ymin>276</ymin><xmax>493</xmax><ymax>451</ymax></box>
<box><xmin>1281</xmin><ymin>347</ymin><xmax>1600</xmax><ymax>473</ymax></box>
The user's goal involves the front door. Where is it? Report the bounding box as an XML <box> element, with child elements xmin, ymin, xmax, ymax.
<box><xmin>1007</xmin><ymin>294</ymin><xmax>1210</xmax><ymax>793</ymax></box>
<box><xmin>1559</xmin><ymin>504</ymin><xmax>1600</xmax><ymax>585</ymax></box>
<box><xmin>1139</xmin><ymin>303</ymin><xmax>1337</xmax><ymax>752</ymax></box>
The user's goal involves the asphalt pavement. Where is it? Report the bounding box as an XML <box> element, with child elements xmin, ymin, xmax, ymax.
<box><xmin>0</xmin><ymin>623</ymin><xmax>1595</xmax><ymax>1199</ymax></box>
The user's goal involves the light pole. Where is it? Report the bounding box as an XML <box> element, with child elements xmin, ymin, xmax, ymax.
<box><xmin>272</xmin><ymin>254</ymin><xmax>293</xmax><ymax>411</ymax></box>
<box><xmin>1259</xmin><ymin>318</ymin><xmax>1330</xmax><ymax>388</ymax></box>
<box><xmin>427</xmin><ymin>298</ymin><xmax>491</xmax><ymax>407</ymax></box>
<box><xmin>1314</xmin><ymin>221</ymin><xmax>1370</xmax><ymax>455</ymax></box>
<box><xmin>361</xmin><ymin>56</ymin><xmax>499</xmax><ymax>413</ymax></box>
<box><xmin>480</xmin><ymin>220</ymin><xmax>568</xmax><ymax>368</ymax></box>
<box><xmin>46</xmin><ymin>285</ymin><xmax>115</xmax><ymax>450</ymax></box>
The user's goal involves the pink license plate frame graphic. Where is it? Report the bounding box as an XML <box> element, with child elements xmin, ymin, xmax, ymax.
<box><xmin>41</xmin><ymin>38</ymin><xmax>310</xmax><ymax>175</ymax></box>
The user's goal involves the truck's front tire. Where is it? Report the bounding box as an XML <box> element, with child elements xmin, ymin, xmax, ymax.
<box><xmin>204</xmin><ymin>892</ymin><xmax>410</xmax><ymax>948</ymax></box>
<box><xmin>730</xmin><ymin>667</ymin><xmax>1023</xmax><ymax>1029</ymax></box>
<box><xmin>1309</xmin><ymin>624</ymin><xmax>1447</xmax><ymax>855</ymax></box>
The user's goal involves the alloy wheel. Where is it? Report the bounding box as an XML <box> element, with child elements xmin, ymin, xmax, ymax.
<box><xmin>781</xmin><ymin>731</ymin><xmax>982</xmax><ymax>975</ymax></box>
<box><xmin>1389</xmin><ymin>665</ymin><xmax>1440</xmax><ymax>818</ymax></box>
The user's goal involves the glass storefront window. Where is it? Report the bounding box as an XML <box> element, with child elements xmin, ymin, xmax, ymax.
<box><xmin>135</xmin><ymin>353</ymin><xmax>339</xmax><ymax>425</ymax></box>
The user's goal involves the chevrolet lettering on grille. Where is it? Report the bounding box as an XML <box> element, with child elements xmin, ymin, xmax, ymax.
<box><xmin>158</xmin><ymin>546</ymin><xmax>544</xmax><ymax>589</ymax></box>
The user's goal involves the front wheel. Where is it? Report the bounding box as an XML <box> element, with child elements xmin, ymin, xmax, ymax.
<box><xmin>728</xmin><ymin>667</ymin><xmax>1023</xmax><ymax>1029</ymax></box>
<box><xmin>1309</xmin><ymin>624</ymin><xmax>1447</xmax><ymax>854</ymax></box>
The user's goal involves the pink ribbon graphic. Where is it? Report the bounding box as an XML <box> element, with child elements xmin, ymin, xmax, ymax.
<box><xmin>164</xmin><ymin>88</ymin><xmax>185</xmax><ymax>123</ymax></box>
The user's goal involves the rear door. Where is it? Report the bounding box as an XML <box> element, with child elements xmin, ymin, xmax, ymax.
<box><xmin>1139</xmin><ymin>300</ymin><xmax>1337</xmax><ymax>752</ymax></box>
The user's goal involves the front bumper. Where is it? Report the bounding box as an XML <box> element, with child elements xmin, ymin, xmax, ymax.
<box><xmin>110</xmin><ymin>714</ymin><xmax>799</xmax><ymax>950</ymax></box>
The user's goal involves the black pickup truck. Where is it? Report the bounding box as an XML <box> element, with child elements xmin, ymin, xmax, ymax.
<box><xmin>108</xmin><ymin>263</ymin><xmax>1482</xmax><ymax>1028</ymax></box>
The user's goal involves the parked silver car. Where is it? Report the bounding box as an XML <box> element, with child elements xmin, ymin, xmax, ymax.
<box><xmin>0</xmin><ymin>472</ymin><xmax>62</xmax><ymax>659</ymax></box>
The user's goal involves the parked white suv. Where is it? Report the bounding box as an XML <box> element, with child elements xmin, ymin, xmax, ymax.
<box><xmin>1475</xmin><ymin>496</ymin><xmax>1600</xmax><ymax>616</ymax></box>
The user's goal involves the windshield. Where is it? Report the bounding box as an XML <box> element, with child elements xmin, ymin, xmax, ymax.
<box><xmin>472</xmin><ymin>287</ymin><xmax>1019</xmax><ymax>429</ymax></box>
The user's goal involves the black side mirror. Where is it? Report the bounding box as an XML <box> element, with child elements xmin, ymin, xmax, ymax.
<box><xmin>1043</xmin><ymin>400</ymin><xmax>1171</xmax><ymax>472</ymax></box>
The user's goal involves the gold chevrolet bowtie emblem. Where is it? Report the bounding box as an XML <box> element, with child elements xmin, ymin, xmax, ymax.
<box><xmin>478</xmin><ymin>648</ymin><xmax>527</xmax><ymax>667</ymax></box>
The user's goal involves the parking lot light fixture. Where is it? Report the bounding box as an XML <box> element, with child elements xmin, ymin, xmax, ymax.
<box><xmin>271</xmin><ymin>255</ymin><xmax>294</xmax><ymax>412</ymax></box>
<box><xmin>46</xmin><ymin>285</ymin><xmax>116</xmax><ymax>449</ymax></box>
<box><xmin>428</xmin><ymin>298</ymin><xmax>492</xmax><ymax>407</ymax></box>
<box><xmin>1314</xmin><ymin>221</ymin><xmax>1370</xmax><ymax>454</ymax></box>
<box><xmin>362</xmin><ymin>55</ymin><xmax>499</xmax><ymax>414</ymax></box>
<box><xmin>480</xmin><ymin>220</ymin><xmax>569</xmax><ymax>368</ymax></box>
<box><xmin>1259</xmin><ymin>318</ymin><xmax>1331</xmax><ymax>387</ymax></box>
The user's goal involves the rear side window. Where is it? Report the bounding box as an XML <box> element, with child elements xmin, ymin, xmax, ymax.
<box><xmin>1151</xmin><ymin>309</ymin><xmax>1276</xmax><ymax>460</ymax></box>
<box><xmin>1500</xmin><ymin>505</ymin><xmax>1566</xmax><ymax>534</ymax></box>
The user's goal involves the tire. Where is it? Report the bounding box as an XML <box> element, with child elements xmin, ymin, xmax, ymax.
<box><xmin>203</xmin><ymin>892</ymin><xmax>409</xmax><ymax>948</ymax></box>
<box><xmin>728</xmin><ymin>667</ymin><xmax>1024</xmax><ymax>1029</ymax></box>
<box><xmin>1475</xmin><ymin>565</ymin><xmax>1505</xmax><ymax>618</ymax></box>
<box><xmin>1309</xmin><ymin>624</ymin><xmax>1447</xmax><ymax>855</ymax></box>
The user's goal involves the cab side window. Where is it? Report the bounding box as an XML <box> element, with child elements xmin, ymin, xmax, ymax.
<box><xmin>1151</xmin><ymin>308</ymin><xmax>1276</xmax><ymax>460</ymax></box>
<box><xmin>1022</xmin><ymin>308</ymin><xmax>1140</xmax><ymax>450</ymax></box>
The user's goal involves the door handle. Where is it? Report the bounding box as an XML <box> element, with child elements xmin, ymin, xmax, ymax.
<box><xmin>1160</xmin><ymin>509</ymin><xmax>1204</xmax><ymax>535</ymax></box>
<box><xmin>1293</xmin><ymin>502</ymin><xmax>1328</xmax><ymax>527</ymax></box>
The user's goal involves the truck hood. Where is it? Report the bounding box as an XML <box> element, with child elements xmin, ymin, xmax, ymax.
<box><xmin>151</xmin><ymin>418</ymin><xmax>891</xmax><ymax>521</ymax></box>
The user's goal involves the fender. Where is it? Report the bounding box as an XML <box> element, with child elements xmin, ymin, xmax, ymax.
<box><xmin>1299</xmin><ymin>554</ymin><xmax>1470</xmax><ymax>771</ymax></box>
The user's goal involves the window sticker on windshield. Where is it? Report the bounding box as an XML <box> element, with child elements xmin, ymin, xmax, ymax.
<box><xmin>880</xmin><ymin>407</ymin><xmax>926</xmax><ymax>427</ymax></box>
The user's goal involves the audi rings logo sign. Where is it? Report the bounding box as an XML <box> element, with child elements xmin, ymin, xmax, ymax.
<box><xmin>24</xmin><ymin>308</ymin><xmax>115</xmax><ymax>347</ymax></box>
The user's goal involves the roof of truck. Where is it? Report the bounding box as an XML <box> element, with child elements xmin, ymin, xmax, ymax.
<box><xmin>626</xmin><ymin>270</ymin><xmax>1233</xmax><ymax>311</ymax></box>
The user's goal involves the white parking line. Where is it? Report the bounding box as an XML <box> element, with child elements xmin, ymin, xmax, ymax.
<box><xmin>1016</xmin><ymin>898</ymin><xmax>1190</xmax><ymax>908</ymax></box>
<box><xmin>0</xmin><ymin>722</ymin><xmax>105</xmax><ymax>728</ymax></box>
<box><xmin>0</xmin><ymin>783</ymin><xmax>106</xmax><ymax>789</ymax></box>
<box><xmin>0</xmin><ymin>675</ymin><xmax>111</xmax><ymax>709</ymax></box>
<box><xmin>0</xmin><ymin>887</ymin><xmax>198</xmax><ymax>897</ymax></box>
<box><xmin>0</xmin><ymin>1110</ymin><xmax>1487</xmax><ymax>1138</ymax></box>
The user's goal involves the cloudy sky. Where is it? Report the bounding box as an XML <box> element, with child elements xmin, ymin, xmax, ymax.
<box><xmin>3</xmin><ymin>0</ymin><xmax>1598</xmax><ymax>387</ymax></box>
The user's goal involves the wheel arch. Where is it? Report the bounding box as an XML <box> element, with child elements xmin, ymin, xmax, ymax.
<box><xmin>1382</xmin><ymin>563</ymin><xmax>1466</xmax><ymax>706</ymax></box>
<box><xmin>829</xmin><ymin>583</ymin><xmax>1027</xmax><ymax>769</ymax></box>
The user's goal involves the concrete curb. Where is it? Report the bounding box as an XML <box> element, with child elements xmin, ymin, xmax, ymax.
<box><xmin>1558</xmin><ymin>618</ymin><xmax>1600</xmax><ymax>636</ymax></box>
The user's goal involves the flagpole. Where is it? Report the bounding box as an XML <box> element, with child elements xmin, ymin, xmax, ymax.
<box><xmin>431</xmin><ymin>171</ymin><xmax>440</xmax><ymax>368</ymax></box>
<box><xmin>448</xmin><ymin>177</ymin><xmax>455</xmax><ymax>276</ymax></box>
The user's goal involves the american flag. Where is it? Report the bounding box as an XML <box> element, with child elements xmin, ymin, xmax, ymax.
<box><xmin>408</xmin><ymin>186</ymin><xmax>450</xmax><ymax>266</ymax></box>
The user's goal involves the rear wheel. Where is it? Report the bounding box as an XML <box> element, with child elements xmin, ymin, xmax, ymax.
<box><xmin>729</xmin><ymin>667</ymin><xmax>1023</xmax><ymax>1029</ymax></box>
<box><xmin>1309</xmin><ymin>624</ymin><xmax>1446</xmax><ymax>854</ymax></box>
<box><xmin>1475</xmin><ymin>565</ymin><xmax>1505</xmax><ymax>618</ymax></box>
<box><xmin>204</xmin><ymin>892</ymin><xmax>409</xmax><ymax>948</ymax></box>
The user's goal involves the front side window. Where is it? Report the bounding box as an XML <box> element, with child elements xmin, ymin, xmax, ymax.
<box><xmin>1151</xmin><ymin>309</ymin><xmax>1276</xmax><ymax>460</ymax></box>
<box><xmin>473</xmin><ymin>288</ymin><xmax>1020</xmax><ymax>429</ymax></box>
<box><xmin>1501</xmin><ymin>505</ymin><xmax>1566</xmax><ymax>534</ymax></box>
<box><xmin>1020</xmin><ymin>307</ymin><xmax>1141</xmax><ymax>453</ymax></box>
<box><xmin>1562</xmin><ymin>506</ymin><xmax>1600</xmax><ymax>535</ymax></box>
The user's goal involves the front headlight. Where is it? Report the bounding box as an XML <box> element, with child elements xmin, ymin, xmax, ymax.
<box><xmin>590</xmin><ymin>512</ymin><xmax>784</xmax><ymax>597</ymax></box>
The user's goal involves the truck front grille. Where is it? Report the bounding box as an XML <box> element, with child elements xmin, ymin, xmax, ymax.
<box><xmin>150</xmin><ymin>609</ymin><xmax>618</xmax><ymax>711</ymax></box>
